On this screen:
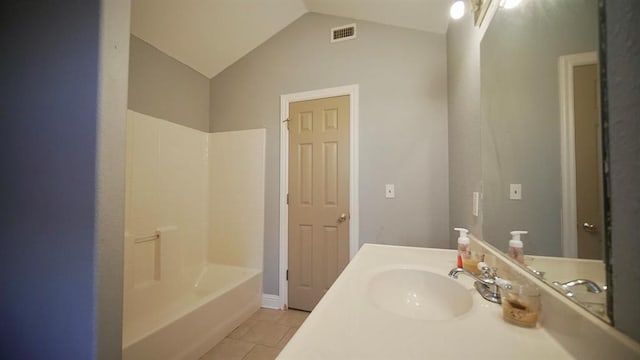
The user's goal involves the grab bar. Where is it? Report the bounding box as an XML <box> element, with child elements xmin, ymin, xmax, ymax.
<box><xmin>134</xmin><ymin>231</ymin><xmax>160</xmax><ymax>244</ymax></box>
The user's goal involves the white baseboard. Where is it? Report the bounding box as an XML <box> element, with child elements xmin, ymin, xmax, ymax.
<box><xmin>261</xmin><ymin>294</ymin><xmax>283</xmax><ymax>310</ymax></box>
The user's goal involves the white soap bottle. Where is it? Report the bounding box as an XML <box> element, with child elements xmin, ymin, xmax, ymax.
<box><xmin>508</xmin><ymin>231</ymin><xmax>528</xmax><ymax>264</ymax></box>
<box><xmin>454</xmin><ymin>227</ymin><xmax>470</xmax><ymax>267</ymax></box>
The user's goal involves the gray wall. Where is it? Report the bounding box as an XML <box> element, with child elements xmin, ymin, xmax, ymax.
<box><xmin>446</xmin><ymin>13</ymin><xmax>483</xmax><ymax>247</ymax></box>
<box><xmin>128</xmin><ymin>35</ymin><xmax>210</xmax><ymax>132</ymax></box>
<box><xmin>0</xmin><ymin>0</ymin><xmax>128</xmax><ymax>357</ymax></box>
<box><xmin>210</xmin><ymin>13</ymin><xmax>450</xmax><ymax>295</ymax></box>
<box><xmin>480</xmin><ymin>0</ymin><xmax>598</xmax><ymax>255</ymax></box>
<box><xmin>605</xmin><ymin>0</ymin><xmax>640</xmax><ymax>343</ymax></box>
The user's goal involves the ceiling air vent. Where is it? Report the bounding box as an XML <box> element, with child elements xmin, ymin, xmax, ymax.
<box><xmin>331</xmin><ymin>24</ymin><xmax>356</xmax><ymax>43</ymax></box>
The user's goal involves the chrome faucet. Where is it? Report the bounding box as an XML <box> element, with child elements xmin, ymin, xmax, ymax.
<box><xmin>448</xmin><ymin>263</ymin><xmax>511</xmax><ymax>304</ymax></box>
<box><xmin>552</xmin><ymin>279</ymin><xmax>604</xmax><ymax>297</ymax></box>
<box><xmin>527</xmin><ymin>266</ymin><xmax>546</xmax><ymax>279</ymax></box>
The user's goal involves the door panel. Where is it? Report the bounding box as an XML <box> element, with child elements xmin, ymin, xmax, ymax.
<box><xmin>323</xmin><ymin>142</ymin><xmax>338</xmax><ymax>206</ymax></box>
<box><xmin>299</xmin><ymin>144</ymin><xmax>313</xmax><ymax>206</ymax></box>
<box><xmin>574</xmin><ymin>64</ymin><xmax>603</xmax><ymax>260</ymax></box>
<box><xmin>299</xmin><ymin>225</ymin><xmax>313</xmax><ymax>287</ymax></box>
<box><xmin>288</xmin><ymin>95</ymin><xmax>350</xmax><ymax>311</ymax></box>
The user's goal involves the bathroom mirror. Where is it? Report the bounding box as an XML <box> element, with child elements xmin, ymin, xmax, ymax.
<box><xmin>479</xmin><ymin>0</ymin><xmax>608</xmax><ymax>320</ymax></box>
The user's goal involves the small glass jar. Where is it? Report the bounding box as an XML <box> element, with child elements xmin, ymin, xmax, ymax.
<box><xmin>462</xmin><ymin>251</ymin><xmax>484</xmax><ymax>275</ymax></box>
<box><xmin>500</xmin><ymin>283</ymin><xmax>541</xmax><ymax>327</ymax></box>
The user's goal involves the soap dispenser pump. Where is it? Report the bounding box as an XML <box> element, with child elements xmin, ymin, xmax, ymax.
<box><xmin>454</xmin><ymin>227</ymin><xmax>470</xmax><ymax>267</ymax></box>
<box><xmin>508</xmin><ymin>231</ymin><xmax>528</xmax><ymax>264</ymax></box>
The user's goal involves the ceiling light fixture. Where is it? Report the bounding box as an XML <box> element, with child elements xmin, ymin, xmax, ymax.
<box><xmin>500</xmin><ymin>0</ymin><xmax>522</xmax><ymax>9</ymax></box>
<box><xmin>450</xmin><ymin>1</ymin><xmax>466</xmax><ymax>20</ymax></box>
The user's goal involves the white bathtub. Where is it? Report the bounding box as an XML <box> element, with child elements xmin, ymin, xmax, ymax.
<box><xmin>122</xmin><ymin>264</ymin><xmax>262</xmax><ymax>360</ymax></box>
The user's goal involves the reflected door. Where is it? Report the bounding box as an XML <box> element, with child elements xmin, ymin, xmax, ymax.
<box><xmin>574</xmin><ymin>64</ymin><xmax>604</xmax><ymax>259</ymax></box>
<box><xmin>288</xmin><ymin>95</ymin><xmax>350</xmax><ymax>311</ymax></box>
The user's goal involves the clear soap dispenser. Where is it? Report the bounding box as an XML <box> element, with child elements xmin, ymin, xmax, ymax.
<box><xmin>508</xmin><ymin>231</ymin><xmax>528</xmax><ymax>264</ymax></box>
<box><xmin>454</xmin><ymin>227</ymin><xmax>470</xmax><ymax>267</ymax></box>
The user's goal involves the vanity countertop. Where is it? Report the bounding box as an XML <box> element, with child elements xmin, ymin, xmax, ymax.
<box><xmin>278</xmin><ymin>244</ymin><xmax>573</xmax><ymax>360</ymax></box>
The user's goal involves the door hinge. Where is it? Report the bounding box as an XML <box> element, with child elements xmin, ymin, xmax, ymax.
<box><xmin>286</xmin><ymin>269</ymin><xmax>289</xmax><ymax>281</ymax></box>
<box><xmin>286</xmin><ymin>193</ymin><xmax>289</xmax><ymax>205</ymax></box>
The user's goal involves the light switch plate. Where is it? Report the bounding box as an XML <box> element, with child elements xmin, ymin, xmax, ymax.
<box><xmin>510</xmin><ymin>184</ymin><xmax>522</xmax><ymax>200</ymax></box>
<box><xmin>385</xmin><ymin>184</ymin><xmax>395</xmax><ymax>198</ymax></box>
<box><xmin>473</xmin><ymin>192</ymin><xmax>480</xmax><ymax>216</ymax></box>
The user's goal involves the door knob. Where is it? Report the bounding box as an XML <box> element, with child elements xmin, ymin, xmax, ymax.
<box><xmin>338</xmin><ymin>213</ymin><xmax>348</xmax><ymax>223</ymax></box>
<box><xmin>582</xmin><ymin>222</ymin><xmax>597</xmax><ymax>233</ymax></box>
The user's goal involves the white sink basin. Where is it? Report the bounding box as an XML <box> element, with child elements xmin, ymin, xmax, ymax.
<box><xmin>367</xmin><ymin>268</ymin><xmax>473</xmax><ymax>321</ymax></box>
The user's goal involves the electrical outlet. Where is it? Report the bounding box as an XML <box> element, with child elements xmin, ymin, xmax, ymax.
<box><xmin>510</xmin><ymin>184</ymin><xmax>522</xmax><ymax>200</ymax></box>
<box><xmin>385</xmin><ymin>184</ymin><xmax>395</xmax><ymax>198</ymax></box>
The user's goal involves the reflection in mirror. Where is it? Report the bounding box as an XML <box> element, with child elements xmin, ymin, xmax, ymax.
<box><xmin>479</xmin><ymin>0</ymin><xmax>607</xmax><ymax>320</ymax></box>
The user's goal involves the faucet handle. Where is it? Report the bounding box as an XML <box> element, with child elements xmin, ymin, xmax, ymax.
<box><xmin>477</xmin><ymin>262</ymin><xmax>493</xmax><ymax>277</ymax></box>
<box><xmin>494</xmin><ymin>277</ymin><xmax>512</xmax><ymax>290</ymax></box>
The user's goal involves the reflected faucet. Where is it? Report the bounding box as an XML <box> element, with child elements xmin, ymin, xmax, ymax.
<box><xmin>552</xmin><ymin>279</ymin><xmax>604</xmax><ymax>297</ymax></box>
<box><xmin>448</xmin><ymin>264</ymin><xmax>511</xmax><ymax>304</ymax></box>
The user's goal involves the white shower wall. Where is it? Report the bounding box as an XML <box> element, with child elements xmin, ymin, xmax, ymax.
<box><xmin>124</xmin><ymin>109</ymin><xmax>265</xmax><ymax>292</ymax></box>
<box><xmin>209</xmin><ymin>130</ymin><xmax>266</xmax><ymax>270</ymax></box>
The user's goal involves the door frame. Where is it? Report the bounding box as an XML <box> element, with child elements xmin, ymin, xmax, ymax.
<box><xmin>278</xmin><ymin>84</ymin><xmax>359</xmax><ymax>309</ymax></box>
<box><xmin>559</xmin><ymin>51</ymin><xmax>600</xmax><ymax>258</ymax></box>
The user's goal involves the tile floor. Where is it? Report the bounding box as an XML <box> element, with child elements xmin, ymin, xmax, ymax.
<box><xmin>200</xmin><ymin>308</ymin><xmax>309</xmax><ymax>360</ymax></box>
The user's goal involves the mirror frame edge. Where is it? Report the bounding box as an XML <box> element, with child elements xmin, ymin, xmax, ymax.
<box><xmin>597</xmin><ymin>0</ymin><xmax>614</xmax><ymax>325</ymax></box>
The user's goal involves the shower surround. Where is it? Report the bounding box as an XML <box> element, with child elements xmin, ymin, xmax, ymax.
<box><xmin>122</xmin><ymin>110</ymin><xmax>266</xmax><ymax>360</ymax></box>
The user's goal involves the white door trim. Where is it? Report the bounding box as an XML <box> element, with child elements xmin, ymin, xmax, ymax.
<box><xmin>559</xmin><ymin>51</ymin><xmax>598</xmax><ymax>258</ymax></box>
<box><xmin>279</xmin><ymin>84</ymin><xmax>359</xmax><ymax>309</ymax></box>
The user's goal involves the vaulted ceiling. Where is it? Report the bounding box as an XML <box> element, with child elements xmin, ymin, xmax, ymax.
<box><xmin>131</xmin><ymin>0</ymin><xmax>450</xmax><ymax>78</ymax></box>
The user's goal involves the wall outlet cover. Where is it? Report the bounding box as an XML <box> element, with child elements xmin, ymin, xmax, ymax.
<box><xmin>510</xmin><ymin>184</ymin><xmax>522</xmax><ymax>200</ymax></box>
<box><xmin>385</xmin><ymin>184</ymin><xmax>395</xmax><ymax>198</ymax></box>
